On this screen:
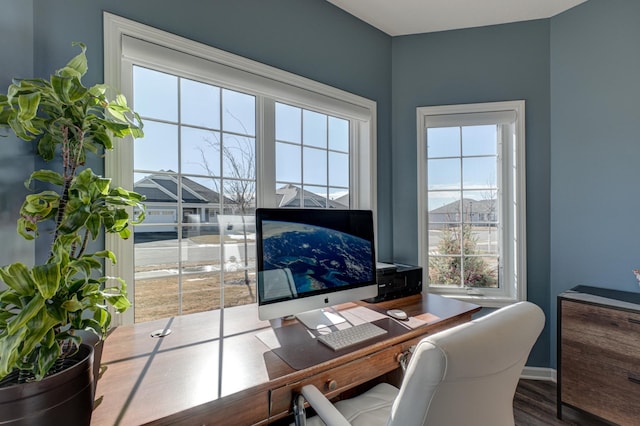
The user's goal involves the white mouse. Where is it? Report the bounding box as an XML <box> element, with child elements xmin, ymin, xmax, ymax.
<box><xmin>387</xmin><ymin>309</ymin><xmax>408</xmax><ymax>321</ymax></box>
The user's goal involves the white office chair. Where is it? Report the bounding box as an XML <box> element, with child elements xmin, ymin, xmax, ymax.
<box><xmin>294</xmin><ymin>301</ymin><xmax>545</xmax><ymax>426</ymax></box>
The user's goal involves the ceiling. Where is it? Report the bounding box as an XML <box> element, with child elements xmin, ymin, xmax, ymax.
<box><xmin>326</xmin><ymin>0</ymin><xmax>588</xmax><ymax>36</ymax></box>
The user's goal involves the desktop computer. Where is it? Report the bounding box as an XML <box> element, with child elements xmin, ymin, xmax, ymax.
<box><xmin>365</xmin><ymin>262</ymin><xmax>423</xmax><ymax>303</ymax></box>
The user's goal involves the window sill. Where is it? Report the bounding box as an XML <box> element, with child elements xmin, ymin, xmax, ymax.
<box><xmin>431</xmin><ymin>292</ymin><xmax>522</xmax><ymax>308</ymax></box>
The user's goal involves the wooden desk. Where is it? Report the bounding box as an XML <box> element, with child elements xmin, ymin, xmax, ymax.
<box><xmin>91</xmin><ymin>293</ymin><xmax>480</xmax><ymax>425</ymax></box>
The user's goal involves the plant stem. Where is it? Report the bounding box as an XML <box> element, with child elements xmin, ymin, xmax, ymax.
<box><xmin>77</xmin><ymin>229</ymin><xmax>89</xmax><ymax>258</ymax></box>
<box><xmin>51</xmin><ymin>125</ymin><xmax>82</xmax><ymax>258</ymax></box>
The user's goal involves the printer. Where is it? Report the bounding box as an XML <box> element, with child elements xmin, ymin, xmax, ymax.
<box><xmin>365</xmin><ymin>262</ymin><xmax>423</xmax><ymax>303</ymax></box>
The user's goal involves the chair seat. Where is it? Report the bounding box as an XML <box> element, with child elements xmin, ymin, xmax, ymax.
<box><xmin>305</xmin><ymin>383</ymin><xmax>398</xmax><ymax>426</ymax></box>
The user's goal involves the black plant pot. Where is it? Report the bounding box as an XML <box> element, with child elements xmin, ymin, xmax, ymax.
<box><xmin>76</xmin><ymin>329</ymin><xmax>103</xmax><ymax>394</ymax></box>
<box><xmin>0</xmin><ymin>343</ymin><xmax>95</xmax><ymax>426</ymax></box>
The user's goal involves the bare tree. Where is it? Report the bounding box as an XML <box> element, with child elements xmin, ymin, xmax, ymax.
<box><xmin>193</xmin><ymin>110</ymin><xmax>256</xmax><ymax>299</ymax></box>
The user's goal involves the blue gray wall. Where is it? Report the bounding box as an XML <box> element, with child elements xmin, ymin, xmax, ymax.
<box><xmin>391</xmin><ymin>20</ymin><xmax>552</xmax><ymax>367</ymax></box>
<box><xmin>2</xmin><ymin>0</ymin><xmax>639</xmax><ymax>370</ymax></box>
<box><xmin>550</xmin><ymin>0</ymin><xmax>640</xmax><ymax>367</ymax></box>
<box><xmin>0</xmin><ymin>0</ymin><xmax>34</xmax><ymax>271</ymax></box>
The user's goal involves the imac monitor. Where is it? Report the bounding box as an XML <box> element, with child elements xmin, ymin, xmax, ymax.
<box><xmin>256</xmin><ymin>208</ymin><xmax>377</xmax><ymax>329</ymax></box>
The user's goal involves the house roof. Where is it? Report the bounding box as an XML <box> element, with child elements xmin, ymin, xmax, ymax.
<box><xmin>276</xmin><ymin>184</ymin><xmax>348</xmax><ymax>208</ymax></box>
<box><xmin>430</xmin><ymin>198</ymin><xmax>496</xmax><ymax>214</ymax></box>
<box><xmin>134</xmin><ymin>174</ymin><xmax>230</xmax><ymax>204</ymax></box>
<box><xmin>134</xmin><ymin>175</ymin><xmax>348</xmax><ymax>209</ymax></box>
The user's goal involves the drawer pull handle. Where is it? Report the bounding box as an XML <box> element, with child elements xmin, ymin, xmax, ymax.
<box><xmin>628</xmin><ymin>374</ymin><xmax>640</xmax><ymax>385</ymax></box>
<box><xmin>628</xmin><ymin>318</ymin><xmax>640</xmax><ymax>325</ymax></box>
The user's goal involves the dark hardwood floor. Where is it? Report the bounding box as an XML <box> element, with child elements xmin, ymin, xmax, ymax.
<box><xmin>514</xmin><ymin>379</ymin><xmax>611</xmax><ymax>426</ymax></box>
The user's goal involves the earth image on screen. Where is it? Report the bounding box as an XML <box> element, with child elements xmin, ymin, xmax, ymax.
<box><xmin>262</xmin><ymin>221</ymin><xmax>374</xmax><ymax>293</ymax></box>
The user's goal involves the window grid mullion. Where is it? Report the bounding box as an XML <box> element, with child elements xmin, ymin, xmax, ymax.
<box><xmin>175</xmin><ymin>76</ymin><xmax>185</xmax><ymax>316</ymax></box>
<box><xmin>459</xmin><ymin>126</ymin><xmax>465</xmax><ymax>288</ymax></box>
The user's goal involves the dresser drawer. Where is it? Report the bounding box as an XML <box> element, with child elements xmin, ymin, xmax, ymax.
<box><xmin>561</xmin><ymin>344</ymin><xmax>640</xmax><ymax>425</ymax></box>
<box><xmin>561</xmin><ymin>301</ymin><xmax>640</xmax><ymax>359</ymax></box>
<box><xmin>269</xmin><ymin>337</ymin><xmax>418</xmax><ymax>419</ymax></box>
<box><xmin>560</xmin><ymin>298</ymin><xmax>640</xmax><ymax>425</ymax></box>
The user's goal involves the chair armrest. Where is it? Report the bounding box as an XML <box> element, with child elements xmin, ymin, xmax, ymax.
<box><xmin>300</xmin><ymin>385</ymin><xmax>351</xmax><ymax>426</ymax></box>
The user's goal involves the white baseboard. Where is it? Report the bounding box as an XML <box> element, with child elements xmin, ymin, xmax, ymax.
<box><xmin>521</xmin><ymin>366</ymin><xmax>556</xmax><ymax>382</ymax></box>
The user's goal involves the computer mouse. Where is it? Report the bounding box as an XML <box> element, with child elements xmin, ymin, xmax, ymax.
<box><xmin>386</xmin><ymin>309</ymin><xmax>408</xmax><ymax>321</ymax></box>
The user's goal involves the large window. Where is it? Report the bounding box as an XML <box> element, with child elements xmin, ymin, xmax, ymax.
<box><xmin>417</xmin><ymin>101</ymin><xmax>526</xmax><ymax>307</ymax></box>
<box><xmin>104</xmin><ymin>13</ymin><xmax>376</xmax><ymax>325</ymax></box>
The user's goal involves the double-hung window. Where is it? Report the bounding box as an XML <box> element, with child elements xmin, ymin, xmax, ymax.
<box><xmin>103</xmin><ymin>13</ymin><xmax>376</xmax><ymax>325</ymax></box>
<box><xmin>417</xmin><ymin>101</ymin><xmax>526</xmax><ymax>307</ymax></box>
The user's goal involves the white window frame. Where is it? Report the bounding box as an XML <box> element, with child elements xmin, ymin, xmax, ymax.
<box><xmin>417</xmin><ymin>100</ymin><xmax>526</xmax><ymax>307</ymax></box>
<box><xmin>103</xmin><ymin>12</ymin><xmax>377</xmax><ymax>325</ymax></box>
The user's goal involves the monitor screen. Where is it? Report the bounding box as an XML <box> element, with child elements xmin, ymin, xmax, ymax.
<box><xmin>256</xmin><ymin>208</ymin><xmax>377</xmax><ymax>328</ymax></box>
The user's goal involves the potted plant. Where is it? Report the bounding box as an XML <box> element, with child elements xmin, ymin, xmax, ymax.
<box><xmin>0</xmin><ymin>43</ymin><xmax>144</xmax><ymax>425</ymax></box>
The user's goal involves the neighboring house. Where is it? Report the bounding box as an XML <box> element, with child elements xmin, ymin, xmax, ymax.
<box><xmin>134</xmin><ymin>177</ymin><xmax>346</xmax><ymax>238</ymax></box>
<box><xmin>429</xmin><ymin>198</ymin><xmax>497</xmax><ymax>228</ymax></box>
<box><xmin>133</xmin><ymin>173</ymin><xmax>238</xmax><ymax>236</ymax></box>
<box><xmin>276</xmin><ymin>184</ymin><xmax>349</xmax><ymax>208</ymax></box>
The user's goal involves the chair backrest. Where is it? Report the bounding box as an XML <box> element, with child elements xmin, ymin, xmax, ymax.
<box><xmin>388</xmin><ymin>301</ymin><xmax>545</xmax><ymax>426</ymax></box>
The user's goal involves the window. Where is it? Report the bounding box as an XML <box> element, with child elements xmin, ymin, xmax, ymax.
<box><xmin>275</xmin><ymin>103</ymin><xmax>351</xmax><ymax>207</ymax></box>
<box><xmin>417</xmin><ymin>101</ymin><xmax>526</xmax><ymax>307</ymax></box>
<box><xmin>103</xmin><ymin>13</ymin><xmax>376</xmax><ymax>325</ymax></box>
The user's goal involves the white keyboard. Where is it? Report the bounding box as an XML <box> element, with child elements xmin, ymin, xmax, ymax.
<box><xmin>316</xmin><ymin>322</ymin><xmax>388</xmax><ymax>351</ymax></box>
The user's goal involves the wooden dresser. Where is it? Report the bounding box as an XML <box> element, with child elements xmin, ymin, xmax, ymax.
<box><xmin>558</xmin><ymin>285</ymin><xmax>640</xmax><ymax>425</ymax></box>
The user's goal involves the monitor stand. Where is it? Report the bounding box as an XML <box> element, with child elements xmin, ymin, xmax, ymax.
<box><xmin>295</xmin><ymin>308</ymin><xmax>346</xmax><ymax>330</ymax></box>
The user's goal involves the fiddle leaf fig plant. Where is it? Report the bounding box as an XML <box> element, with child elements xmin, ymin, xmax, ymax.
<box><xmin>0</xmin><ymin>43</ymin><xmax>145</xmax><ymax>382</ymax></box>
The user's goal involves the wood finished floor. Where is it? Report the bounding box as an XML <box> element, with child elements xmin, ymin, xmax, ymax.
<box><xmin>514</xmin><ymin>379</ymin><xmax>610</xmax><ymax>426</ymax></box>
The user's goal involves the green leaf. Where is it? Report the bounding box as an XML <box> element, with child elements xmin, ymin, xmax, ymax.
<box><xmin>0</xmin><ymin>328</ymin><xmax>28</xmax><ymax>379</ymax></box>
<box><xmin>118</xmin><ymin>226</ymin><xmax>132</xmax><ymax>240</ymax></box>
<box><xmin>80</xmin><ymin>283</ymin><xmax>101</xmax><ymax>297</ymax></box>
<box><xmin>0</xmin><ymin>291</ymin><xmax>23</xmax><ymax>308</ymax></box>
<box><xmin>17</xmin><ymin>92</ymin><xmax>40</xmax><ymax>122</ymax></box>
<box><xmin>91</xmin><ymin>128</ymin><xmax>113</xmax><ymax>150</ymax></box>
<box><xmin>45</xmin><ymin>302</ymin><xmax>66</xmax><ymax>323</ymax></box>
<box><xmin>102</xmin><ymin>277</ymin><xmax>131</xmax><ymax>313</ymax></box>
<box><xmin>29</xmin><ymin>169</ymin><xmax>64</xmax><ymax>186</ymax></box>
<box><xmin>85</xmin><ymin>213</ymin><xmax>101</xmax><ymax>239</ymax></box>
<box><xmin>8</xmin><ymin>114</ymin><xmax>33</xmax><ymax>140</ymax></box>
<box><xmin>18</xmin><ymin>310</ymin><xmax>60</xmax><ymax>377</ymax></box>
<box><xmin>93</xmin><ymin>176</ymin><xmax>111</xmax><ymax>195</ymax></box>
<box><xmin>0</xmin><ymin>106</ymin><xmax>12</xmax><ymax>126</ymax></box>
<box><xmin>51</xmin><ymin>74</ymin><xmax>72</xmax><ymax>103</ymax></box>
<box><xmin>58</xmin><ymin>207</ymin><xmax>90</xmax><ymax>234</ymax></box>
<box><xmin>20</xmin><ymin>191</ymin><xmax>59</xmax><ymax>215</ymax></box>
<box><xmin>35</xmin><ymin>342</ymin><xmax>60</xmax><ymax>381</ymax></box>
<box><xmin>94</xmin><ymin>250</ymin><xmax>117</xmax><ymax>264</ymax></box>
<box><xmin>17</xmin><ymin>217</ymin><xmax>37</xmax><ymax>240</ymax></box>
<box><xmin>66</xmin><ymin>77</ymin><xmax>88</xmax><ymax>102</ymax></box>
<box><xmin>68</xmin><ymin>256</ymin><xmax>101</xmax><ymax>278</ymax></box>
<box><xmin>6</xmin><ymin>292</ymin><xmax>45</xmax><ymax>335</ymax></box>
<box><xmin>43</xmin><ymin>328</ymin><xmax>55</xmax><ymax>348</ymax></box>
<box><xmin>83</xmin><ymin>318</ymin><xmax>105</xmax><ymax>337</ymax></box>
<box><xmin>0</xmin><ymin>263</ymin><xmax>37</xmax><ymax>296</ymax></box>
<box><xmin>61</xmin><ymin>294</ymin><xmax>83</xmax><ymax>312</ymax></box>
<box><xmin>32</xmin><ymin>263</ymin><xmax>60</xmax><ymax>299</ymax></box>
<box><xmin>37</xmin><ymin>133</ymin><xmax>56</xmax><ymax>161</ymax></box>
<box><xmin>107</xmin><ymin>294</ymin><xmax>131</xmax><ymax>313</ymax></box>
<box><xmin>87</xmin><ymin>83</ymin><xmax>106</xmax><ymax>97</ymax></box>
<box><xmin>60</xmin><ymin>42</ymin><xmax>88</xmax><ymax>79</ymax></box>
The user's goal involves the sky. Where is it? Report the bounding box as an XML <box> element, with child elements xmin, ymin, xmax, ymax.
<box><xmin>132</xmin><ymin>65</ymin><xmax>350</xmax><ymax>204</ymax></box>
